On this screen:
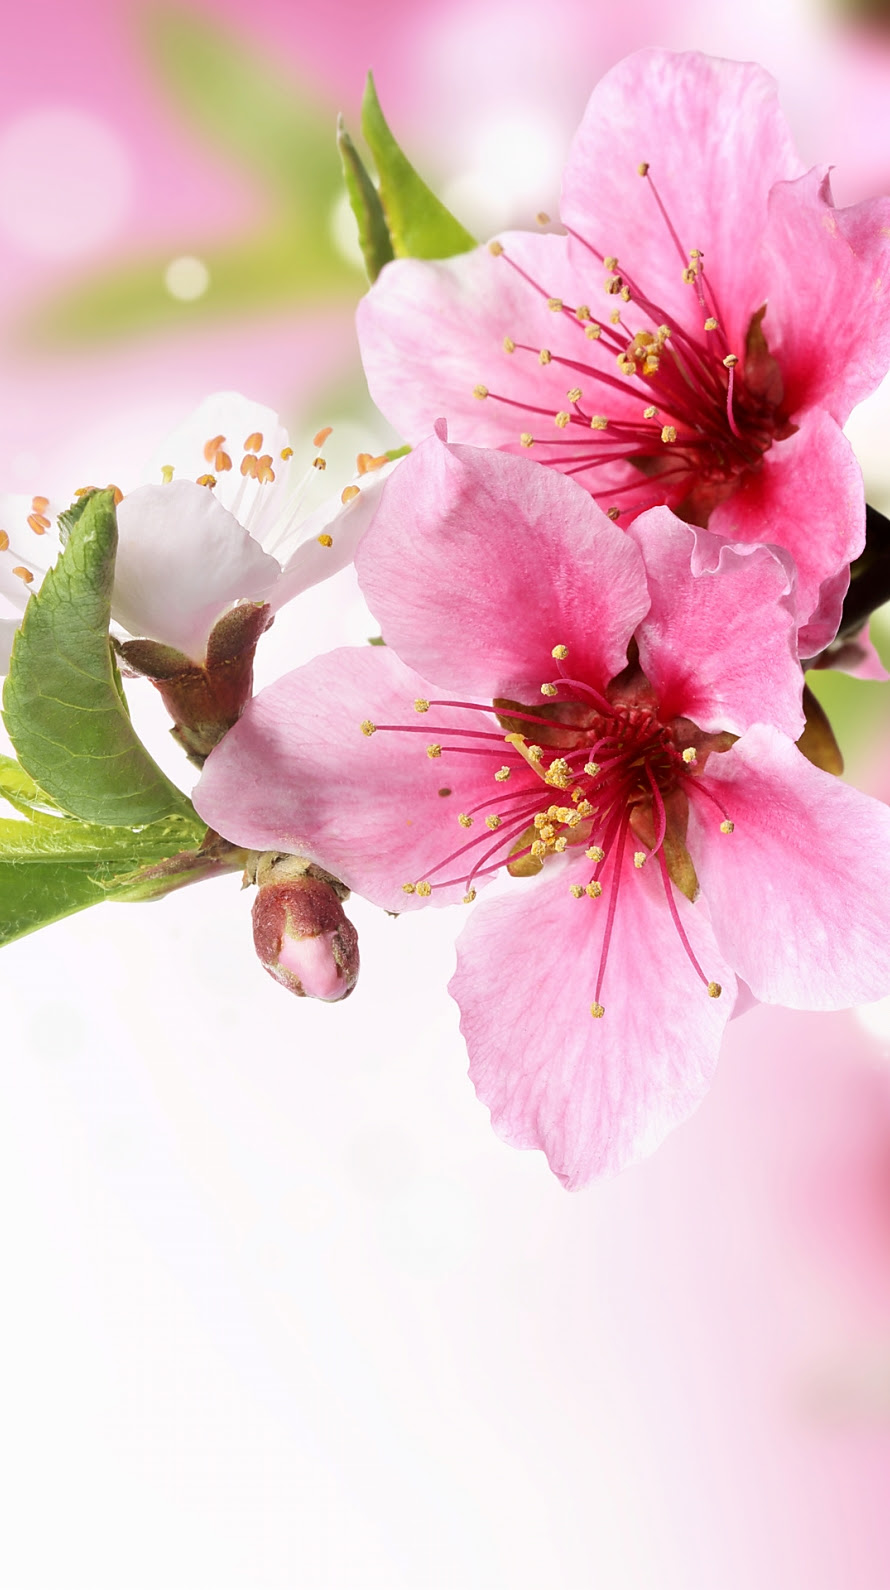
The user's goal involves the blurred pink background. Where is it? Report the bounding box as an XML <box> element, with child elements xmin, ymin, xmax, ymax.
<box><xmin>3</xmin><ymin>1</ymin><xmax>890</xmax><ymax>1586</ymax></box>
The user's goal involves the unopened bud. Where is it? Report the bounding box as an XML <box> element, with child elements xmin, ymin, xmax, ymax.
<box><xmin>249</xmin><ymin>854</ymin><xmax>359</xmax><ymax>1002</ymax></box>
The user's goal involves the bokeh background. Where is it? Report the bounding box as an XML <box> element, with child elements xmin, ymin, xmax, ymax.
<box><xmin>3</xmin><ymin>1</ymin><xmax>890</xmax><ymax>1585</ymax></box>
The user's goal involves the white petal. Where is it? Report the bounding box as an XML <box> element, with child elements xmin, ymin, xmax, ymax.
<box><xmin>139</xmin><ymin>391</ymin><xmax>292</xmax><ymax>534</ymax></box>
<box><xmin>271</xmin><ymin>462</ymin><xmax>395</xmax><ymax>611</ymax></box>
<box><xmin>113</xmin><ymin>480</ymin><xmax>281</xmax><ymax>660</ymax></box>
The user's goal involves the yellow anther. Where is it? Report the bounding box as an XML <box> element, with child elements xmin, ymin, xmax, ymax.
<box><xmin>414</xmin><ymin>699</ymin><xmax>430</xmax><ymax>713</ymax></box>
<box><xmin>488</xmin><ymin>240</ymin><xmax>504</xmax><ymax>256</ymax></box>
<box><xmin>539</xmin><ymin>348</ymin><xmax>552</xmax><ymax>365</ymax></box>
<box><xmin>544</xmin><ymin>758</ymin><xmax>571</xmax><ymax>788</ymax></box>
<box><xmin>241</xmin><ymin>453</ymin><xmax>258</xmax><ymax>478</ymax></box>
<box><xmin>539</xmin><ymin>825</ymin><xmax>555</xmax><ymax>841</ymax></box>
<box><xmin>281</xmin><ymin>446</ymin><xmax>294</xmax><ymax>460</ymax></box>
<box><xmin>576</xmin><ymin>304</ymin><xmax>591</xmax><ymax>321</ymax></box>
<box><xmin>586</xmin><ymin>846</ymin><xmax>605</xmax><ymax>862</ymax></box>
<box><xmin>707</xmin><ymin>981</ymin><xmax>722</xmax><ymax>999</ymax></box>
<box><xmin>74</xmin><ymin>486</ymin><xmax>95</xmax><ymax>497</ymax></box>
<box><xmin>723</xmin><ymin>354</ymin><xmax>739</xmax><ymax>369</ymax></box>
<box><xmin>427</xmin><ymin>744</ymin><xmax>442</xmax><ymax>759</ymax></box>
<box><xmin>341</xmin><ymin>484</ymin><xmax>361</xmax><ymax>505</ymax></box>
<box><xmin>606</xmin><ymin>275</ymin><xmax>622</xmax><ymax>295</ymax></box>
<box><xmin>196</xmin><ymin>473</ymin><xmax>217</xmax><ymax>488</ymax></box>
<box><xmin>583</xmin><ymin>762</ymin><xmax>600</xmax><ymax>777</ymax></box>
<box><xmin>0</xmin><ymin>531</ymin><xmax>8</xmax><ymax>551</ymax></box>
<box><xmin>494</xmin><ymin>766</ymin><xmax>511</xmax><ymax>782</ymax></box>
<box><xmin>531</xmin><ymin>840</ymin><xmax>546</xmax><ymax>858</ymax></box>
<box><xmin>682</xmin><ymin>747</ymin><xmax>698</xmax><ymax>765</ymax></box>
<box><xmin>643</xmin><ymin>405</ymin><xmax>657</xmax><ymax>420</ymax></box>
<box><xmin>473</xmin><ymin>384</ymin><xmax>489</xmax><ymax>400</ymax></box>
<box><xmin>575</xmin><ymin>800</ymin><xmax>593</xmax><ymax>818</ymax></box>
<box><xmin>486</xmin><ymin>814</ymin><xmax>501</xmax><ymax>830</ymax></box>
<box><xmin>312</xmin><ymin>456</ymin><xmax>326</xmax><ymax>471</ymax></box>
<box><xmin>463</xmin><ymin>889</ymin><xmax>477</xmax><ymax>904</ymax></box>
<box><xmin>610</xmin><ymin>310</ymin><xmax>622</xmax><ymax>326</ymax></box>
<box><xmin>244</xmin><ymin>431</ymin><xmax>263</xmax><ymax>452</ymax></box>
<box><xmin>720</xmin><ymin>819</ymin><xmax>735</xmax><ymax>834</ymax></box>
<box><xmin>27</xmin><ymin>513</ymin><xmax>49</xmax><ymax>535</ymax></box>
<box><xmin>570</xmin><ymin>884</ymin><xmax>584</xmax><ymax>899</ymax></box>
<box><xmin>589</xmin><ymin>416</ymin><xmax>608</xmax><ymax>432</ymax></box>
<box><xmin>361</xmin><ymin>720</ymin><xmax>376</xmax><ymax>736</ymax></box>
<box><xmin>203</xmin><ymin>433</ymin><xmax>225</xmax><ymax>463</ymax></box>
<box><xmin>607</xmin><ymin>507</ymin><xmax>621</xmax><ymax>521</ymax></box>
<box><xmin>527</xmin><ymin>745</ymin><xmax>543</xmax><ymax>761</ymax></box>
<box><xmin>503</xmin><ymin>336</ymin><xmax>516</xmax><ymax>353</ymax></box>
<box><xmin>313</xmin><ymin>426</ymin><xmax>333</xmax><ymax>448</ymax></box>
<box><xmin>565</xmin><ymin>811</ymin><xmax>582</xmax><ymax>828</ymax></box>
<box><xmin>555</xmin><ymin>411</ymin><xmax>571</xmax><ymax>428</ymax></box>
<box><xmin>214</xmin><ymin>449</ymin><xmax>233</xmax><ymax>472</ymax></box>
<box><xmin>416</xmin><ymin>881</ymin><xmax>432</xmax><ymax>897</ymax></box>
<box><xmin>12</xmin><ymin>565</ymin><xmax>33</xmax><ymax>583</ymax></box>
<box><xmin>617</xmin><ymin>356</ymin><xmax>635</xmax><ymax>375</ymax></box>
<box><xmin>566</xmin><ymin>388</ymin><xmax>582</xmax><ymax>404</ymax></box>
<box><xmin>620</xmin><ymin>285</ymin><xmax>631</xmax><ymax>302</ymax></box>
<box><xmin>107</xmin><ymin>484</ymin><xmax>124</xmax><ymax>506</ymax></box>
<box><xmin>585</xmin><ymin>324</ymin><xmax>601</xmax><ymax>339</ymax></box>
<box><xmin>704</xmin><ymin>317</ymin><xmax>718</xmax><ymax>332</ymax></box>
<box><xmin>603</xmin><ymin>256</ymin><xmax>618</xmax><ymax>271</ymax></box>
<box><xmin>536</xmin><ymin>211</ymin><xmax>550</xmax><ymax>225</ymax></box>
<box><xmin>160</xmin><ymin>463</ymin><xmax>174</xmax><ymax>483</ymax></box>
<box><xmin>590</xmin><ymin>1002</ymin><xmax>605</xmax><ymax>1018</ymax></box>
<box><xmin>402</xmin><ymin>882</ymin><xmax>416</xmax><ymax>893</ymax></box>
<box><xmin>520</xmin><ymin>433</ymin><xmax>534</xmax><ymax>448</ymax></box>
<box><xmin>637</xmin><ymin>161</ymin><xmax>650</xmax><ymax>177</ymax></box>
<box><xmin>657</xmin><ymin>325</ymin><xmax>671</xmax><ymax>339</ymax></box>
<box><xmin>554</xmin><ymin>836</ymin><xmax>568</xmax><ymax>852</ymax></box>
<box><xmin>661</xmin><ymin>425</ymin><xmax>678</xmax><ymax>444</ymax></box>
<box><xmin>586</xmin><ymin>881</ymin><xmax>603</xmax><ymax>898</ymax></box>
<box><xmin>633</xmin><ymin>851</ymin><xmax>647</xmax><ymax>868</ymax></box>
<box><xmin>317</xmin><ymin>533</ymin><xmax>333</xmax><ymax>547</ymax></box>
<box><xmin>458</xmin><ymin>813</ymin><xmax>473</xmax><ymax>828</ymax></box>
<box><xmin>540</xmin><ymin>682</ymin><xmax>558</xmax><ymax>697</ymax></box>
<box><xmin>551</xmin><ymin>644</ymin><xmax>568</xmax><ymax>659</ymax></box>
<box><xmin>682</xmin><ymin>266</ymin><xmax>697</xmax><ymax>284</ymax></box>
<box><xmin>547</xmin><ymin>297</ymin><xmax>563</xmax><ymax>312</ymax></box>
<box><xmin>690</xmin><ymin>249</ymin><xmax>702</xmax><ymax>261</ymax></box>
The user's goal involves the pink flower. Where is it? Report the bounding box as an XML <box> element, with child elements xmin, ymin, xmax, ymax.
<box><xmin>357</xmin><ymin>49</ymin><xmax>890</xmax><ymax>658</ymax></box>
<box><xmin>194</xmin><ymin>433</ymin><xmax>890</xmax><ymax>1187</ymax></box>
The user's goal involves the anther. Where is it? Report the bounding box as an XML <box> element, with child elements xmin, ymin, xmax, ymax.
<box><xmin>317</xmin><ymin>533</ymin><xmax>333</xmax><ymax>547</ymax></box>
<box><xmin>551</xmin><ymin>644</ymin><xmax>568</xmax><ymax>659</ymax></box>
<box><xmin>607</xmin><ymin>508</ymin><xmax>621</xmax><ymax>521</ymax></box>
<box><xmin>107</xmin><ymin>484</ymin><xmax>123</xmax><ymax>506</ymax></box>
<box><xmin>585</xmin><ymin>325</ymin><xmax>601</xmax><ymax>340</ymax></box>
<box><xmin>488</xmin><ymin>240</ymin><xmax>504</xmax><ymax>256</ymax></box>
<box><xmin>590</xmin><ymin>1002</ymin><xmax>605</xmax><ymax>1018</ymax></box>
<box><xmin>313</xmin><ymin>426</ymin><xmax>332</xmax><ymax>448</ymax></box>
<box><xmin>661</xmin><ymin>426</ymin><xmax>678</xmax><ymax>444</ymax></box>
<box><xmin>723</xmin><ymin>354</ymin><xmax>739</xmax><ymax>369</ymax></box>
<box><xmin>402</xmin><ymin>882</ymin><xmax>416</xmax><ymax>893</ymax></box>
<box><xmin>637</xmin><ymin>161</ymin><xmax>649</xmax><ymax>177</ymax></box>
<box><xmin>570</xmin><ymin>884</ymin><xmax>584</xmax><ymax>899</ymax></box>
<box><xmin>707</xmin><ymin>982</ymin><xmax>722</xmax><ymax>999</ymax></box>
<box><xmin>633</xmin><ymin>851</ymin><xmax>646</xmax><ymax>868</ymax></box>
<box><xmin>458</xmin><ymin>814</ymin><xmax>473</xmax><ymax>828</ymax></box>
<box><xmin>427</xmin><ymin>744</ymin><xmax>442</xmax><ymax>759</ymax></box>
<box><xmin>704</xmin><ymin>317</ymin><xmax>718</xmax><ymax>331</ymax></box>
<box><xmin>555</xmin><ymin>411</ymin><xmax>570</xmax><ymax>428</ymax></box>
<box><xmin>463</xmin><ymin>889</ymin><xmax>477</xmax><ymax>904</ymax></box>
<box><xmin>566</xmin><ymin>388</ymin><xmax>582</xmax><ymax>404</ymax></box>
<box><xmin>682</xmin><ymin>748</ymin><xmax>698</xmax><ymax>764</ymax></box>
<box><xmin>520</xmin><ymin>433</ymin><xmax>534</xmax><ymax>448</ymax></box>
<box><xmin>547</xmin><ymin>297</ymin><xmax>563</xmax><ymax>312</ymax></box>
<box><xmin>414</xmin><ymin>699</ymin><xmax>430</xmax><ymax>713</ymax></box>
<box><xmin>586</xmin><ymin>846</ymin><xmax>605</xmax><ymax>861</ymax></box>
<box><xmin>160</xmin><ymin>464</ymin><xmax>174</xmax><ymax>483</ymax></box>
<box><xmin>416</xmin><ymin>881</ymin><xmax>432</xmax><ymax>897</ymax></box>
<box><xmin>554</xmin><ymin>837</ymin><xmax>568</xmax><ymax>852</ymax></box>
<box><xmin>486</xmin><ymin>815</ymin><xmax>501</xmax><ymax>830</ymax></box>
<box><xmin>540</xmin><ymin>682</ymin><xmax>558</xmax><ymax>697</ymax></box>
<box><xmin>643</xmin><ymin>406</ymin><xmax>657</xmax><ymax>419</ymax></box>
<box><xmin>590</xmin><ymin>415</ymin><xmax>608</xmax><ymax>430</ymax></box>
<box><xmin>503</xmin><ymin>336</ymin><xmax>516</xmax><ymax>353</ymax></box>
<box><xmin>313</xmin><ymin>457</ymin><xmax>326</xmax><ymax>471</ymax></box>
<box><xmin>0</xmin><ymin>531</ymin><xmax>8</xmax><ymax>551</ymax></box>
<box><xmin>586</xmin><ymin>881</ymin><xmax>602</xmax><ymax>898</ymax></box>
<box><xmin>12</xmin><ymin>566</ymin><xmax>33</xmax><ymax>583</ymax></box>
<box><xmin>341</xmin><ymin>485</ymin><xmax>360</xmax><ymax>504</ymax></box>
<box><xmin>473</xmin><ymin>384</ymin><xmax>489</xmax><ymax>400</ymax></box>
<box><xmin>361</xmin><ymin>720</ymin><xmax>376</xmax><ymax>736</ymax></box>
<box><xmin>536</xmin><ymin>212</ymin><xmax>550</xmax><ymax>226</ymax></box>
<box><xmin>720</xmin><ymin>820</ymin><xmax>734</xmax><ymax>834</ymax></box>
<box><xmin>539</xmin><ymin>349</ymin><xmax>552</xmax><ymax>365</ymax></box>
<box><xmin>196</xmin><ymin>474</ymin><xmax>217</xmax><ymax>488</ymax></box>
<box><xmin>203</xmin><ymin>434</ymin><xmax>225</xmax><ymax>462</ymax></box>
<box><xmin>682</xmin><ymin>266</ymin><xmax>697</xmax><ymax>284</ymax></box>
<box><xmin>494</xmin><ymin>766</ymin><xmax>511</xmax><ymax>782</ymax></box>
<box><xmin>244</xmin><ymin>431</ymin><xmax>263</xmax><ymax>452</ymax></box>
<box><xmin>215</xmin><ymin>450</ymin><xmax>232</xmax><ymax>472</ymax></box>
<box><xmin>583</xmin><ymin>763</ymin><xmax>600</xmax><ymax>777</ymax></box>
<box><xmin>281</xmin><ymin>446</ymin><xmax>294</xmax><ymax>460</ymax></box>
<box><xmin>576</xmin><ymin>304</ymin><xmax>591</xmax><ymax>320</ymax></box>
<box><xmin>241</xmin><ymin>454</ymin><xmax>258</xmax><ymax>478</ymax></box>
<box><xmin>27</xmin><ymin>513</ymin><xmax>49</xmax><ymax>535</ymax></box>
<box><xmin>603</xmin><ymin>256</ymin><xmax>618</xmax><ymax>271</ymax></box>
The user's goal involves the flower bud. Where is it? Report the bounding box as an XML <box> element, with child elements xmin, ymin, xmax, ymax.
<box><xmin>249</xmin><ymin>853</ymin><xmax>359</xmax><ymax>1002</ymax></box>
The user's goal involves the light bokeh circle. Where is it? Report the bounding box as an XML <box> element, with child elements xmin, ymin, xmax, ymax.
<box><xmin>0</xmin><ymin>106</ymin><xmax>131</xmax><ymax>259</ymax></box>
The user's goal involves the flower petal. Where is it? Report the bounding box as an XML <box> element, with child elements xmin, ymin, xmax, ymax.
<box><xmin>561</xmin><ymin>49</ymin><xmax>804</xmax><ymax>352</ymax></box>
<box><xmin>708</xmin><ymin>409</ymin><xmax>863</xmax><ymax>650</ymax></box>
<box><xmin>195</xmin><ymin>645</ymin><xmax>530</xmax><ymax>910</ymax></box>
<box><xmin>0</xmin><ymin>617</ymin><xmax>19</xmax><ymax>673</ymax></box>
<box><xmin>270</xmin><ymin>464</ymin><xmax>394</xmax><ymax>613</ymax></box>
<box><xmin>688</xmin><ymin>723</ymin><xmax>890</xmax><ymax>1007</ymax></box>
<box><xmin>357</xmin><ymin>232</ymin><xmax>597</xmax><ymax>448</ymax></box>
<box><xmin>629</xmin><ymin>510</ymin><xmax>804</xmax><ymax>738</ymax></box>
<box><xmin>113</xmin><ymin>480</ymin><xmax>280</xmax><ymax>660</ymax></box>
<box><xmin>761</xmin><ymin>168</ymin><xmax>890</xmax><ymax>422</ymax></box>
<box><xmin>355</xmin><ymin>431</ymin><xmax>649</xmax><ymax>697</ymax></box>
<box><xmin>452</xmin><ymin>858</ymin><xmax>735</xmax><ymax>1187</ymax></box>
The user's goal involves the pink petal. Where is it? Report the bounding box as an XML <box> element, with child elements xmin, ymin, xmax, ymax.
<box><xmin>812</xmin><ymin>622</ymin><xmax>890</xmax><ymax>682</ymax></box>
<box><xmin>113</xmin><ymin>480</ymin><xmax>280</xmax><ymax>661</ymax></box>
<box><xmin>630</xmin><ymin>511</ymin><xmax>804</xmax><ymax>738</ymax></box>
<box><xmin>452</xmin><ymin>860</ymin><xmax>735</xmax><ymax>1188</ymax></box>
<box><xmin>761</xmin><ymin>168</ymin><xmax>890</xmax><ymax>422</ymax></box>
<box><xmin>688</xmin><ymin>723</ymin><xmax>890</xmax><ymax>1008</ymax></box>
<box><xmin>561</xmin><ymin>50</ymin><xmax>804</xmax><ymax>354</ymax></box>
<box><xmin>355</xmin><ymin>431</ymin><xmax>649</xmax><ymax>698</ymax></box>
<box><xmin>357</xmin><ymin>232</ymin><xmax>601</xmax><ymax>449</ymax></box>
<box><xmin>194</xmin><ymin>645</ymin><xmax>522</xmax><ymax>911</ymax></box>
<box><xmin>708</xmin><ymin>409</ymin><xmax>863</xmax><ymax>650</ymax></box>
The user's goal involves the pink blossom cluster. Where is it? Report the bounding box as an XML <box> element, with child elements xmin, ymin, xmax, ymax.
<box><xmin>195</xmin><ymin>50</ymin><xmax>890</xmax><ymax>1186</ymax></box>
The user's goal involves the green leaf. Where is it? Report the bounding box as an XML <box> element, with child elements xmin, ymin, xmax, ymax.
<box><xmin>337</xmin><ymin>114</ymin><xmax>394</xmax><ymax>283</ymax></box>
<box><xmin>361</xmin><ymin>73</ymin><xmax>476</xmax><ymax>260</ymax></box>
<box><xmin>2</xmin><ymin>490</ymin><xmax>200</xmax><ymax>829</ymax></box>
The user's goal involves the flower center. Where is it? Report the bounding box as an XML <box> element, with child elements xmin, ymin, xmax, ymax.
<box><xmin>363</xmin><ymin>643</ymin><xmax>736</xmax><ymax>1017</ymax></box>
<box><xmin>476</xmin><ymin>164</ymin><xmax>793</xmax><ymax>524</ymax></box>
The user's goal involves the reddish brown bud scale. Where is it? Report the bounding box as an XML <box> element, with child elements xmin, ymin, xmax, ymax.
<box><xmin>251</xmin><ymin>867</ymin><xmax>359</xmax><ymax>1002</ymax></box>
